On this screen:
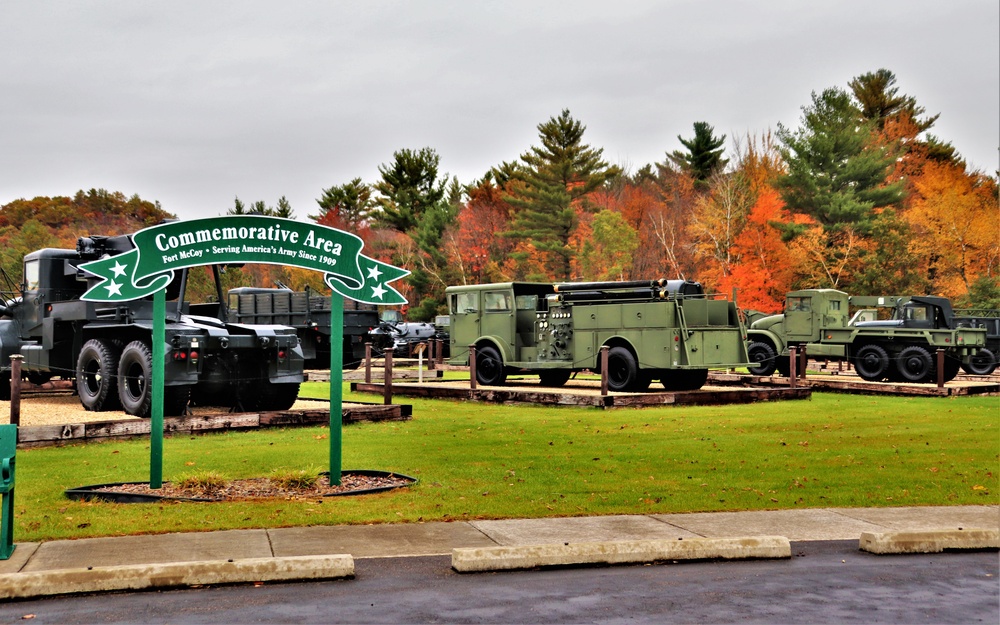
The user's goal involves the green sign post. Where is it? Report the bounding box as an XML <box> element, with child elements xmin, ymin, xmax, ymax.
<box><xmin>78</xmin><ymin>215</ymin><xmax>408</xmax><ymax>488</ymax></box>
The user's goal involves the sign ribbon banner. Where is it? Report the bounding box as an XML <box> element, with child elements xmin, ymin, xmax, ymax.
<box><xmin>78</xmin><ymin>215</ymin><xmax>409</xmax><ymax>305</ymax></box>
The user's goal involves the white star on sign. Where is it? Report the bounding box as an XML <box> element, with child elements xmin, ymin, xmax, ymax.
<box><xmin>367</xmin><ymin>265</ymin><xmax>383</xmax><ymax>281</ymax></box>
<box><xmin>106</xmin><ymin>280</ymin><xmax>123</xmax><ymax>296</ymax></box>
<box><xmin>110</xmin><ymin>261</ymin><xmax>127</xmax><ymax>278</ymax></box>
<box><xmin>371</xmin><ymin>283</ymin><xmax>387</xmax><ymax>300</ymax></box>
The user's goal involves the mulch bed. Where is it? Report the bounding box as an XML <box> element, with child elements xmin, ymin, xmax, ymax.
<box><xmin>68</xmin><ymin>471</ymin><xmax>415</xmax><ymax>503</ymax></box>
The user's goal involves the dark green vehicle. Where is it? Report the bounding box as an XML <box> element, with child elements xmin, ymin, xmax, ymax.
<box><xmin>446</xmin><ymin>279</ymin><xmax>751</xmax><ymax>392</ymax></box>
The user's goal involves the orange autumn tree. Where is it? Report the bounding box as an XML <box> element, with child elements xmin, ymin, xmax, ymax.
<box><xmin>717</xmin><ymin>186</ymin><xmax>796</xmax><ymax>312</ymax></box>
<box><xmin>449</xmin><ymin>177</ymin><xmax>515</xmax><ymax>284</ymax></box>
<box><xmin>907</xmin><ymin>160</ymin><xmax>1000</xmax><ymax>297</ymax></box>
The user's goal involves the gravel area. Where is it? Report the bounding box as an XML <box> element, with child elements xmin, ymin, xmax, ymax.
<box><xmin>84</xmin><ymin>472</ymin><xmax>415</xmax><ymax>502</ymax></box>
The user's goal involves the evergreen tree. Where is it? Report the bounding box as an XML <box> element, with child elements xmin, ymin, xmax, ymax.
<box><xmin>373</xmin><ymin>147</ymin><xmax>457</xmax><ymax>320</ymax></box>
<box><xmin>776</xmin><ymin>88</ymin><xmax>904</xmax><ymax>234</ymax></box>
<box><xmin>668</xmin><ymin>121</ymin><xmax>728</xmax><ymax>185</ymax></box>
<box><xmin>313</xmin><ymin>178</ymin><xmax>373</xmax><ymax>228</ymax></box>
<box><xmin>273</xmin><ymin>196</ymin><xmax>294</xmax><ymax>219</ymax></box>
<box><xmin>849</xmin><ymin>68</ymin><xmax>938</xmax><ymax>132</ymax></box>
<box><xmin>373</xmin><ymin>147</ymin><xmax>447</xmax><ymax>233</ymax></box>
<box><xmin>504</xmin><ymin>109</ymin><xmax>619</xmax><ymax>280</ymax></box>
<box><xmin>229</xmin><ymin>196</ymin><xmax>248</xmax><ymax>215</ymax></box>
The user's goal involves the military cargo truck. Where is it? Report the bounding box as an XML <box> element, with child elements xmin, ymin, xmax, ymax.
<box><xmin>0</xmin><ymin>234</ymin><xmax>305</xmax><ymax>417</ymax></box>
<box><xmin>746</xmin><ymin>289</ymin><xmax>986</xmax><ymax>383</ymax></box>
<box><xmin>445</xmin><ymin>279</ymin><xmax>751</xmax><ymax>392</ymax></box>
<box><xmin>226</xmin><ymin>287</ymin><xmax>390</xmax><ymax>369</ymax></box>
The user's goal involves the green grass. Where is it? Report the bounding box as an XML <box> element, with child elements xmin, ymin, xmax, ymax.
<box><xmin>9</xmin><ymin>383</ymin><xmax>998</xmax><ymax>542</ymax></box>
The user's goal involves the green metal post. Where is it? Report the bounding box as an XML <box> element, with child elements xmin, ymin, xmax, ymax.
<box><xmin>151</xmin><ymin>289</ymin><xmax>165</xmax><ymax>489</ymax></box>
<box><xmin>329</xmin><ymin>293</ymin><xmax>344</xmax><ymax>485</ymax></box>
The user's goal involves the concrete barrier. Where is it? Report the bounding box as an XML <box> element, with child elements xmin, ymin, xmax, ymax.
<box><xmin>452</xmin><ymin>536</ymin><xmax>791</xmax><ymax>572</ymax></box>
<box><xmin>859</xmin><ymin>528</ymin><xmax>999</xmax><ymax>554</ymax></box>
<box><xmin>0</xmin><ymin>554</ymin><xmax>354</xmax><ymax>600</ymax></box>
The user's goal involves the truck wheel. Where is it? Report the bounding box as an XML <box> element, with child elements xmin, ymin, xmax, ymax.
<box><xmin>962</xmin><ymin>348</ymin><xmax>997</xmax><ymax>376</ymax></box>
<box><xmin>77</xmin><ymin>339</ymin><xmax>122</xmax><ymax>411</ymax></box>
<box><xmin>476</xmin><ymin>345</ymin><xmax>507</xmax><ymax>386</ymax></box>
<box><xmin>896</xmin><ymin>345</ymin><xmax>933</xmax><ymax>382</ymax></box>
<box><xmin>853</xmin><ymin>344</ymin><xmax>889</xmax><ymax>382</ymax></box>
<box><xmin>606</xmin><ymin>346</ymin><xmax>639</xmax><ymax>392</ymax></box>
<box><xmin>538</xmin><ymin>370</ymin><xmax>571</xmax><ymax>387</ymax></box>
<box><xmin>118</xmin><ymin>341</ymin><xmax>153</xmax><ymax>418</ymax></box>
<box><xmin>661</xmin><ymin>369</ymin><xmax>709</xmax><ymax>391</ymax></box>
<box><xmin>747</xmin><ymin>342</ymin><xmax>777</xmax><ymax>376</ymax></box>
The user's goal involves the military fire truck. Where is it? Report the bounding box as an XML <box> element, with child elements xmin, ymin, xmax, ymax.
<box><xmin>446</xmin><ymin>279</ymin><xmax>750</xmax><ymax>392</ymax></box>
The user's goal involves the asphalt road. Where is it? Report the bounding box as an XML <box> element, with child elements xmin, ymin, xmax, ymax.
<box><xmin>1</xmin><ymin>541</ymin><xmax>997</xmax><ymax>624</ymax></box>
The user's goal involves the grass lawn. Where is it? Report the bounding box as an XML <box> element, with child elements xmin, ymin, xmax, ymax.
<box><xmin>9</xmin><ymin>383</ymin><xmax>998</xmax><ymax>542</ymax></box>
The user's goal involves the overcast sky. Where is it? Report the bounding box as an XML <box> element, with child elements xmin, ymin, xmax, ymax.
<box><xmin>2</xmin><ymin>0</ymin><xmax>997</xmax><ymax>222</ymax></box>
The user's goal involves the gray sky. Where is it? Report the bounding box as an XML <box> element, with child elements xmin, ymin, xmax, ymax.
<box><xmin>2</xmin><ymin>0</ymin><xmax>998</xmax><ymax>222</ymax></box>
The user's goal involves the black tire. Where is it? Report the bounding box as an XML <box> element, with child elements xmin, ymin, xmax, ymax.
<box><xmin>0</xmin><ymin>372</ymin><xmax>10</xmax><ymax>402</ymax></box>
<box><xmin>896</xmin><ymin>345</ymin><xmax>933</xmax><ymax>382</ymax></box>
<box><xmin>606</xmin><ymin>346</ymin><xmax>639</xmax><ymax>392</ymax></box>
<box><xmin>538</xmin><ymin>369</ymin><xmax>571</xmax><ymax>387</ymax></box>
<box><xmin>118</xmin><ymin>340</ymin><xmax>155</xmax><ymax>418</ymax></box>
<box><xmin>661</xmin><ymin>369</ymin><xmax>709</xmax><ymax>391</ymax></box>
<box><xmin>962</xmin><ymin>348</ymin><xmax>997</xmax><ymax>376</ymax></box>
<box><xmin>747</xmin><ymin>341</ymin><xmax>778</xmax><ymax>376</ymax></box>
<box><xmin>77</xmin><ymin>338</ymin><xmax>121</xmax><ymax>411</ymax></box>
<box><xmin>853</xmin><ymin>344</ymin><xmax>890</xmax><ymax>382</ymax></box>
<box><xmin>475</xmin><ymin>345</ymin><xmax>507</xmax><ymax>386</ymax></box>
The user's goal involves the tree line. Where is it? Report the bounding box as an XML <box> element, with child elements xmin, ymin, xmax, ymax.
<box><xmin>2</xmin><ymin>68</ymin><xmax>997</xmax><ymax>316</ymax></box>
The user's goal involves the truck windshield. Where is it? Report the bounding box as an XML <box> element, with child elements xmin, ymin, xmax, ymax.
<box><xmin>24</xmin><ymin>260</ymin><xmax>39</xmax><ymax>291</ymax></box>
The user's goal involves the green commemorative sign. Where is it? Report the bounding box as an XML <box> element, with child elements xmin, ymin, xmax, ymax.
<box><xmin>79</xmin><ymin>215</ymin><xmax>408</xmax><ymax>305</ymax></box>
<box><xmin>72</xmin><ymin>215</ymin><xmax>409</xmax><ymax>489</ymax></box>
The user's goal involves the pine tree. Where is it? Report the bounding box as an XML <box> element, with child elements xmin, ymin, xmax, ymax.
<box><xmin>313</xmin><ymin>178</ymin><xmax>374</xmax><ymax>229</ymax></box>
<box><xmin>776</xmin><ymin>88</ymin><xmax>904</xmax><ymax>234</ymax></box>
<box><xmin>667</xmin><ymin>122</ymin><xmax>728</xmax><ymax>185</ymax></box>
<box><xmin>849</xmin><ymin>68</ymin><xmax>938</xmax><ymax>132</ymax></box>
<box><xmin>504</xmin><ymin>109</ymin><xmax>619</xmax><ymax>280</ymax></box>
<box><xmin>373</xmin><ymin>148</ymin><xmax>447</xmax><ymax>233</ymax></box>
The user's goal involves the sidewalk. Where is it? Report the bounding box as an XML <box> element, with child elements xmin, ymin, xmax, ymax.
<box><xmin>1</xmin><ymin>505</ymin><xmax>997</xmax><ymax>599</ymax></box>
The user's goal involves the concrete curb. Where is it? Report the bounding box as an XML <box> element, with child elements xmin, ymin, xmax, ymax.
<box><xmin>0</xmin><ymin>554</ymin><xmax>354</xmax><ymax>600</ymax></box>
<box><xmin>451</xmin><ymin>536</ymin><xmax>791</xmax><ymax>573</ymax></box>
<box><xmin>859</xmin><ymin>528</ymin><xmax>1000</xmax><ymax>554</ymax></box>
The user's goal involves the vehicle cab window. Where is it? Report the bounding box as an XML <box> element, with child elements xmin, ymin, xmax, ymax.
<box><xmin>484</xmin><ymin>291</ymin><xmax>512</xmax><ymax>313</ymax></box>
<box><xmin>23</xmin><ymin>260</ymin><xmax>40</xmax><ymax>291</ymax></box>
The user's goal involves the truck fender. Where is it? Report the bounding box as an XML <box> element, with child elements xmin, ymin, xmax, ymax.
<box><xmin>746</xmin><ymin>328</ymin><xmax>786</xmax><ymax>355</ymax></box>
<box><xmin>472</xmin><ymin>336</ymin><xmax>513</xmax><ymax>365</ymax></box>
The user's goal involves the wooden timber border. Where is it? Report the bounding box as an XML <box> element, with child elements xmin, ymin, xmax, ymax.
<box><xmin>707</xmin><ymin>372</ymin><xmax>1000</xmax><ymax>397</ymax></box>
<box><xmin>349</xmin><ymin>379</ymin><xmax>811</xmax><ymax>408</ymax></box>
<box><xmin>16</xmin><ymin>402</ymin><xmax>412</xmax><ymax>449</ymax></box>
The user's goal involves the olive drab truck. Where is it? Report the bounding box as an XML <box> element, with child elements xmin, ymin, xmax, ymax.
<box><xmin>952</xmin><ymin>308</ymin><xmax>999</xmax><ymax>375</ymax></box>
<box><xmin>745</xmin><ymin>289</ymin><xmax>987</xmax><ymax>383</ymax></box>
<box><xmin>445</xmin><ymin>279</ymin><xmax>751</xmax><ymax>392</ymax></box>
<box><xmin>0</xmin><ymin>234</ymin><xmax>305</xmax><ymax>418</ymax></box>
